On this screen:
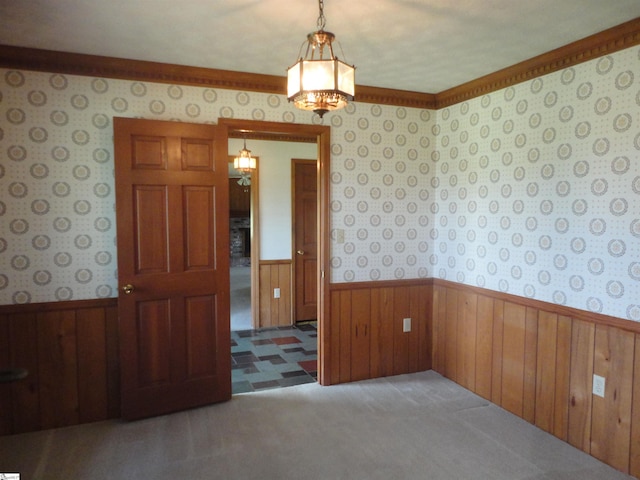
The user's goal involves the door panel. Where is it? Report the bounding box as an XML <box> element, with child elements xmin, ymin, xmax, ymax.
<box><xmin>294</xmin><ymin>160</ymin><xmax>318</xmax><ymax>322</ymax></box>
<box><xmin>134</xmin><ymin>186</ymin><xmax>169</xmax><ymax>273</ymax></box>
<box><xmin>184</xmin><ymin>186</ymin><xmax>215</xmax><ymax>270</ymax></box>
<box><xmin>115</xmin><ymin>117</ymin><xmax>230</xmax><ymax>420</ymax></box>
<box><xmin>137</xmin><ymin>300</ymin><xmax>171</xmax><ymax>387</ymax></box>
<box><xmin>186</xmin><ymin>295</ymin><xmax>217</xmax><ymax>377</ymax></box>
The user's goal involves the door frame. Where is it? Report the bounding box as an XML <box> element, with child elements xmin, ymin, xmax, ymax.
<box><xmin>219</xmin><ymin>119</ymin><xmax>331</xmax><ymax>385</ymax></box>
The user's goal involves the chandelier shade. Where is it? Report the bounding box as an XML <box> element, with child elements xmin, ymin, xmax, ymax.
<box><xmin>287</xmin><ymin>1</ymin><xmax>355</xmax><ymax>117</ymax></box>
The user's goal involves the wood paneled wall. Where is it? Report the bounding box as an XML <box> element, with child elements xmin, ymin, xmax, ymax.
<box><xmin>258</xmin><ymin>260</ymin><xmax>292</xmax><ymax>328</ymax></box>
<box><xmin>327</xmin><ymin>280</ymin><xmax>432</xmax><ymax>385</ymax></box>
<box><xmin>6</xmin><ymin>275</ymin><xmax>640</xmax><ymax>479</ymax></box>
<box><xmin>0</xmin><ymin>299</ymin><xmax>119</xmax><ymax>435</ymax></box>
<box><xmin>432</xmin><ymin>280</ymin><xmax>640</xmax><ymax>477</ymax></box>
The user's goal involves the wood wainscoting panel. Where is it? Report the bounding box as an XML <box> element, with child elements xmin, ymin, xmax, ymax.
<box><xmin>458</xmin><ymin>291</ymin><xmax>477</xmax><ymax>392</ymax></box>
<box><xmin>501</xmin><ymin>302</ymin><xmax>526</xmax><ymax>418</ymax></box>
<box><xmin>327</xmin><ymin>280</ymin><xmax>431</xmax><ymax>385</ymax></box>
<box><xmin>257</xmin><ymin>260</ymin><xmax>292</xmax><ymax>329</ymax></box>
<box><xmin>631</xmin><ymin>334</ymin><xmax>640</xmax><ymax>477</ymax></box>
<box><xmin>431</xmin><ymin>279</ymin><xmax>640</xmax><ymax>477</ymax></box>
<box><xmin>392</xmin><ymin>287</ymin><xmax>410</xmax><ymax>376</ymax></box>
<box><xmin>590</xmin><ymin>325</ymin><xmax>634</xmax><ymax>473</ymax></box>
<box><xmin>0</xmin><ymin>299</ymin><xmax>118</xmax><ymax>435</ymax></box>
<box><xmin>523</xmin><ymin>307</ymin><xmax>538</xmax><ymax>424</ymax></box>
<box><xmin>475</xmin><ymin>295</ymin><xmax>494</xmax><ymax>401</ymax></box>
<box><xmin>37</xmin><ymin>310</ymin><xmax>80</xmax><ymax>429</ymax></box>
<box><xmin>351</xmin><ymin>289</ymin><xmax>372</xmax><ymax>382</ymax></box>
<box><xmin>431</xmin><ymin>284</ymin><xmax>447</xmax><ymax>375</ymax></box>
<box><xmin>415</xmin><ymin>284</ymin><xmax>432</xmax><ymax>375</ymax></box>
<box><xmin>568</xmin><ymin>319</ymin><xmax>595</xmax><ymax>453</ymax></box>
<box><xmin>6</xmin><ymin>313</ymin><xmax>40</xmax><ymax>434</ymax></box>
<box><xmin>0</xmin><ymin>316</ymin><xmax>10</xmax><ymax>434</ymax></box>
<box><xmin>76</xmin><ymin>307</ymin><xmax>109</xmax><ymax>424</ymax></box>
<box><xmin>535</xmin><ymin>311</ymin><xmax>559</xmax><ymax>434</ymax></box>
<box><xmin>491</xmin><ymin>299</ymin><xmax>505</xmax><ymax>407</ymax></box>
<box><xmin>336</xmin><ymin>290</ymin><xmax>353</xmax><ymax>383</ymax></box>
<box><xmin>553</xmin><ymin>315</ymin><xmax>572</xmax><ymax>442</ymax></box>
<box><xmin>444</xmin><ymin>288</ymin><xmax>458</xmax><ymax>383</ymax></box>
<box><xmin>370</xmin><ymin>287</ymin><xmax>395</xmax><ymax>379</ymax></box>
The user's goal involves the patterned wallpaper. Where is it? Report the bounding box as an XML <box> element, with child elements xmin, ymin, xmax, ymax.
<box><xmin>0</xmin><ymin>68</ymin><xmax>434</xmax><ymax>305</ymax></box>
<box><xmin>434</xmin><ymin>46</ymin><xmax>640</xmax><ymax>321</ymax></box>
<box><xmin>0</xmin><ymin>44</ymin><xmax>638</xmax><ymax>321</ymax></box>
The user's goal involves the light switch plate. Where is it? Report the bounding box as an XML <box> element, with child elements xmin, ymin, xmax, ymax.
<box><xmin>274</xmin><ymin>288</ymin><xmax>280</xmax><ymax>299</ymax></box>
<box><xmin>593</xmin><ymin>374</ymin><xmax>605</xmax><ymax>398</ymax></box>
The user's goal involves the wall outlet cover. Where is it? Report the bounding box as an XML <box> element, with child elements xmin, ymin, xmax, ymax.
<box><xmin>593</xmin><ymin>374</ymin><xmax>605</xmax><ymax>398</ymax></box>
<box><xmin>403</xmin><ymin>317</ymin><xmax>411</xmax><ymax>333</ymax></box>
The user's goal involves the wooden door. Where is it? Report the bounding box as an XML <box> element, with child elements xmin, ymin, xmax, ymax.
<box><xmin>114</xmin><ymin>117</ymin><xmax>230</xmax><ymax>420</ymax></box>
<box><xmin>293</xmin><ymin>159</ymin><xmax>318</xmax><ymax>322</ymax></box>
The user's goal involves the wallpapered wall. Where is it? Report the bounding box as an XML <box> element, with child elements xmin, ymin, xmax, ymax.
<box><xmin>0</xmin><ymin>69</ymin><xmax>435</xmax><ymax>305</ymax></box>
<box><xmin>0</xmin><ymin>44</ymin><xmax>638</xmax><ymax>321</ymax></box>
<box><xmin>433</xmin><ymin>46</ymin><xmax>640</xmax><ymax>321</ymax></box>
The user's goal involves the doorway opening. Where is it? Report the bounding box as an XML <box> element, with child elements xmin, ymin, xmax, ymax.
<box><xmin>221</xmin><ymin>119</ymin><xmax>330</xmax><ymax>394</ymax></box>
<box><xmin>229</xmin><ymin>151</ymin><xmax>256</xmax><ymax>333</ymax></box>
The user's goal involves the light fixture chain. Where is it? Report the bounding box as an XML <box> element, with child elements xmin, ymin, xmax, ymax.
<box><xmin>317</xmin><ymin>0</ymin><xmax>326</xmax><ymax>30</ymax></box>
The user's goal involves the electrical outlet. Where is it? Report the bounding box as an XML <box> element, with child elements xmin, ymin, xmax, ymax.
<box><xmin>274</xmin><ymin>288</ymin><xmax>280</xmax><ymax>299</ymax></box>
<box><xmin>403</xmin><ymin>317</ymin><xmax>411</xmax><ymax>333</ymax></box>
<box><xmin>336</xmin><ymin>229</ymin><xmax>345</xmax><ymax>244</ymax></box>
<box><xmin>593</xmin><ymin>374</ymin><xmax>605</xmax><ymax>398</ymax></box>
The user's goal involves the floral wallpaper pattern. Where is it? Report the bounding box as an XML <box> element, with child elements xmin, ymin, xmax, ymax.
<box><xmin>433</xmin><ymin>46</ymin><xmax>640</xmax><ymax>321</ymax></box>
<box><xmin>0</xmin><ymin>68</ymin><xmax>434</xmax><ymax>304</ymax></box>
<box><xmin>0</xmin><ymin>43</ymin><xmax>638</xmax><ymax>322</ymax></box>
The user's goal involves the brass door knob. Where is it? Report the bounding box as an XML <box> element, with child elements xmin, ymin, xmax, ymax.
<box><xmin>122</xmin><ymin>284</ymin><xmax>134</xmax><ymax>294</ymax></box>
<box><xmin>296</xmin><ymin>250</ymin><xmax>305</xmax><ymax>255</ymax></box>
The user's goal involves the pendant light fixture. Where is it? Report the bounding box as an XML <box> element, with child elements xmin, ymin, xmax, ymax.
<box><xmin>287</xmin><ymin>0</ymin><xmax>355</xmax><ymax>118</ymax></box>
<box><xmin>233</xmin><ymin>136</ymin><xmax>256</xmax><ymax>186</ymax></box>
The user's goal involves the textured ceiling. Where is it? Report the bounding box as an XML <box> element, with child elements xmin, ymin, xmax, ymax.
<box><xmin>1</xmin><ymin>0</ymin><xmax>639</xmax><ymax>93</ymax></box>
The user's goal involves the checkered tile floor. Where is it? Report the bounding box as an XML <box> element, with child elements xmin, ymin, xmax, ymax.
<box><xmin>231</xmin><ymin>321</ymin><xmax>317</xmax><ymax>394</ymax></box>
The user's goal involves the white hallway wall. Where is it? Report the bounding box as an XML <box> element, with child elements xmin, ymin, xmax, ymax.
<box><xmin>228</xmin><ymin>138</ymin><xmax>317</xmax><ymax>261</ymax></box>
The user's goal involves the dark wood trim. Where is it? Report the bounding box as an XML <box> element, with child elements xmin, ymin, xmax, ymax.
<box><xmin>433</xmin><ymin>278</ymin><xmax>640</xmax><ymax>335</ymax></box>
<box><xmin>356</xmin><ymin>85</ymin><xmax>437</xmax><ymax>109</ymax></box>
<box><xmin>259</xmin><ymin>259</ymin><xmax>292</xmax><ymax>266</ymax></box>
<box><xmin>2</xmin><ymin>17</ymin><xmax>637</xmax><ymax>109</ymax></box>
<box><xmin>229</xmin><ymin>131</ymin><xmax>316</xmax><ymax>144</ymax></box>
<box><xmin>329</xmin><ymin>278</ymin><xmax>433</xmax><ymax>291</ymax></box>
<box><xmin>0</xmin><ymin>45</ymin><xmax>434</xmax><ymax>108</ymax></box>
<box><xmin>0</xmin><ymin>298</ymin><xmax>117</xmax><ymax>315</ymax></box>
<box><xmin>0</xmin><ymin>45</ymin><xmax>286</xmax><ymax>94</ymax></box>
<box><xmin>436</xmin><ymin>17</ymin><xmax>640</xmax><ymax>108</ymax></box>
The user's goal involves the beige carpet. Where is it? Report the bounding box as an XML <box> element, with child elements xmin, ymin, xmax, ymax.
<box><xmin>0</xmin><ymin>371</ymin><xmax>632</xmax><ymax>479</ymax></box>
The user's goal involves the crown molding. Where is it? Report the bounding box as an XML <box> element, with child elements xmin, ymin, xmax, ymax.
<box><xmin>0</xmin><ymin>45</ymin><xmax>288</xmax><ymax>94</ymax></box>
<box><xmin>436</xmin><ymin>16</ymin><xmax>640</xmax><ymax>108</ymax></box>
<box><xmin>0</xmin><ymin>17</ymin><xmax>638</xmax><ymax>110</ymax></box>
<box><xmin>356</xmin><ymin>85</ymin><xmax>437</xmax><ymax>109</ymax></box>
<box><xmin>0</xmin><ymin>45</ymin><xmax>435</xmax><ymax>109</ymax></box>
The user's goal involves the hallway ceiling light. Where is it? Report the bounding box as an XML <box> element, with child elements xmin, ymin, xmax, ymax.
<box><xmin>233</xmin><ymin>137</ymin><xmax>255</xmax><ymax>186</ymax></box>
<box><xmin>287</xmin><ymin>0</ymin><xmax>355</xmax><ymax>118</ymax></box>
<box><xmin>233</xmin><ymin>137</ymin><xmax>256</xmax><ymax>174</ymax></box>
